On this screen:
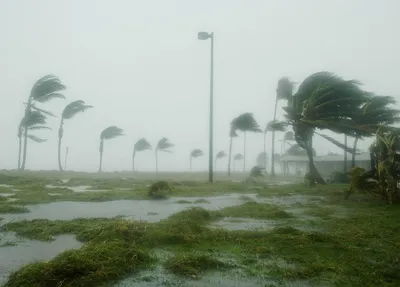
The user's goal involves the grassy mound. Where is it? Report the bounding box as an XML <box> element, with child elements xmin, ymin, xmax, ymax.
<box><xmin>165</xmin><ymin>253</ymin><xmax>229</xmax><ymax>277</ymax></box>
<box><xmin>219</xmin><ymin>202</ymin><xmax>293</xmax><ymax>219</ymax></box>
<box><xmin>4</xmin><ymin>241</ymin><xmax>151</xmax><ymax>287</ymax></box>
<box><xmin>148</xmin><ymin>181</ymin><xmax>174</xmax><ymax>199</ymax></box>
<box><xmin>0</xmin><ymin>204</ymin><xmax>29</xmax><ymax>214</ymax></box>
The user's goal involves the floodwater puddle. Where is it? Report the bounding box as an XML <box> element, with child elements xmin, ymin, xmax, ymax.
<box><xmin>0</xmin><ymin>194</ymin><xmax>256</xmax><ymax>223</ymax></box>
<box><xmin>0</xmin><ymin>234</ymin><xmax>82</xmax><ymax>284</ymax></box>
<box><xmin>210</xmin><ymin>217</ymin><xmax>277</xmax><ymax>231</ymax></box>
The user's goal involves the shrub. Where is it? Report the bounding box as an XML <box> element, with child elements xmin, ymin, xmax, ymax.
<box><xmin>148</xmin><ymin>181</ymin><xmax>174</xmax><ymax>199</ymax></box>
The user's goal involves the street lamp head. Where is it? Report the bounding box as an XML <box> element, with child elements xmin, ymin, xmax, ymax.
<box><xmin>198</xmin><ymin>31</ymin><xmax>211</xmax><ymax>40</ymax></box>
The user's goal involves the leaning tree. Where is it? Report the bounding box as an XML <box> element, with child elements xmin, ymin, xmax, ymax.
<box><xmin>98</xmin><ymin>126</ymin><xmax>124</xmax><ymax>172</ymax></box>
<box><xmin>155</xmin><ymin>137</ymin><xmax>174</xmax><ymax>172</ymax></box>
<box><xmin>58</xmin><ymin>100</ymin><xmax>93</xmax><ymax>171</ymax></box>
<box><xmin>190</xmin><ymin>149</ymin><xmax>204</xmax><ymax>172</ymax></box>
<box><xmin>133</xmin><ymin>138</ymin><xmax>152</xmax><ymax>172</ymax></box>
<box><xmin>215</xmin><ymin>150</ymin><xmax>227</xmax><ymax>171</ymax></box>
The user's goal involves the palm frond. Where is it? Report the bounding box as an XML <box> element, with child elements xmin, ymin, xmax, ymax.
<box><xmin>316</xmin><ymin>132</ymin><xmax>358</xmax><ymax>154</ymax></box>
<box><xmin>134</xmin><ymin>138</ymin><xmax>152</xmax><ymax>152</ymax></box>
<box><xmin>20</xmin><ymin>111</ymin><xmax>47</xmax><ymax>128</ymax></box>
<box><xmin>234</xmin><ymin>153</ymin><xmax>243</xmax><ymax>160</ymax></box>
<box><xmin>62</xmin><ymin>100</ymin><xmax>93</xmax><ymax>120</ymax></box>
<box><xmin>28</xmin><ymin>125</ymin><xmax>51</xmax><ymax>131</ymax></box>
<box><xmin>100</xmin><ymin>126</ymin><xmax>125</xmax><ymax>140</ymax></box>
<box><xmin>265</xmin><ymin>120</ymin><xmax>287</xmax><ymax>132</ymax></box>
<box><xmin>231</xmin><ymin>113</ymin><xmax>262</xmax><ymax>133</ymax></box>
<box><xmin>156</xmin><ymin>137</ymin><xmax>174</xmax><ymax>151</ymax></box>
<box><xmin>31</xmin><ymin>105</ymin><xmax>56</xmax><ymax>117</ymax></box>
<box><xmin>276</xmin><ymin>77</ymin><xmax>294</xmax><ymax>100</ymax></box>
<box><xmin>191</xmin><ymin>149</ymin><xmax>204</xmax><ymax>158</ymax></box>
<box><xmin>216</xmin><ymin>151</ymin><xmax>227</xmax><ymax>159</ymax></box>
<box><xmin>30</xmin><ymin>75</ymin><xmax>66</xmax><ymax>103</ymax></box>
<box><xmin>229</xmin><ymin>127</ymin><xmax>238</xmax><ymax>138</ymax></box>
<box><xmin>27</xmin><ymin>135</ymin><xmax>47</xmax><ymax>143</ymax></box>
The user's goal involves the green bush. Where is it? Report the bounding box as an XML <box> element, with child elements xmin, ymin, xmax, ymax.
<box><xmin>148</xmin><ymin>181</ymin><xmax>174</xmax><ymax>199</ymax></box>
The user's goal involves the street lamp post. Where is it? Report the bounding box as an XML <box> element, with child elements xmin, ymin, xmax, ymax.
<box><xmin>198</xmin><ymin>31</ymin><xmax>214</xmax><ymax>183</ymax></box>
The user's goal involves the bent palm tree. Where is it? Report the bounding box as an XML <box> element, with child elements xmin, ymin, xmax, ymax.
<box><xmin>17</xmin><ymin>111</ymin><xmax>51</xmax><ymax>169</ymax></box>
<box><xmin>233</xmin><ymin>153</ymin><xmax>243</xmax><ymax>172</ymax></box>
<box><xmin>133</xmin><ymin>138</ymin><xmax>152</xmax><ymax>171</ymax></box>
<box><xmin>227</xmin><ymin>128</ymin><xmax>238</xmax><ymax>176</ymax></box>
<box><xmin>58</xmin><ymin>100</ymin><xmax>93</xmax><ymax>171</ymax></box>
<box><xmin>98</xmin><ymin>126</ymin><xmax>124</xmax><ymax>172</ymax></box>
<box><xmin>190</xmin><ymin>149</ymin><xmax>203</xmax><ymax>172</ymax></box>
<box><xmin>215</xmin><ymin>151</ymin><xmax>227</xmax><ymax>171</ymax></box>
<box><xmin>231</xmin><ymin>113</ymin><xmax>262</xmax><ymax>172</ymax></box>
<box><xmin>265</xmin><ymin>120</ymin><xmax>286</xmax><ymax>175</ymax></box>
<box><xmin>20</xmin><ymin>75</ymin><xmax>66</xmax><ymax>170</ymax></box>
<box><xmin>155</xmin><ymin>137</ymin><xmax>173</xmax><ymax>172</ymax></box>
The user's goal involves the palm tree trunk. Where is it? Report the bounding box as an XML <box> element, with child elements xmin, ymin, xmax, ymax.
<box><xmin>351</xmin><ymin>137</ymin><xmax>359</xmax><ymax>168</ymax></box>
<box><xmin>233</xmin><ymin>160</ymin><xmax>235</xmax><ymax>172</ymax></box>
<box><xmin>271</xmin><ymin>97</ymin><xmax>278</xmax><ymax>177</ymax></box>
<box><xmin>155</xmin><ymin>149</ymin><xmax>158</xmax><ymax>173</ymax></box>
<box><xmin>64</xmin><ymin>147</ymin><xmax>68</xmax><ymax>171</ymax></box>
<box><xmin>20</xmin><ymin>100</ymin><xmax>32</xmax><ymax>171</ymax></box>
<box><xmin>132</xmin><ymin>149</ymin><xmax>136</xmax><ymax>172</ymax></box>
<box><xmin>98</xmin><ymin>139</ymin><xmax>104</xmax><ymax>172</ymax></box>
<box><xmin>228</xmin><ymin>136</ymin><xmax>233</xmax><ymax>176</ymax></box>
<box><xmin>306</xmin><ymin>134</ymin><xmax>325</xmax><ymax>185</ymax></box>
<box><xmin>190</xmin><ymin>156</ymin><xmax>192</xmax><ymax>172</ymax></box>
<box><xmin>263</xmin><ymin>131</ymin><xmax>267</xmax><ymax>168</ymax></box>
<box><xmin>344</xmin><ymin>134</ymin><xmax>348</xmax><ymax>173</ymax></box>
<box><xmin>58</xmin><ymin>120</ymin><xmax>64</xmax><ymax>172</ymax></box>
<box><xmin>17</xmin><ymin>135</ymin><xmax>22</xmax><ymax>170</ymax></box>
<box><xmin>243</xmin><ymin>132</ymin><xmax>246</xmax><ymax>173</ymax></box>
<box><xmin>215</xmin><ymin>158</ymin><xmax>217</xmax><ymax>172</ymax></box>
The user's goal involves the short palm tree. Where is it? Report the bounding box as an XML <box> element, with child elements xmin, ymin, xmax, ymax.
<box><xmin>133</xmin><ymin>138</ymin><xmax>152</xmax><ymax>171</ymax></box>
<box><xmin>265</xmin><ymin>120</ymin><xmax>286</xmax><ymax>176</ymax></box>
<box><xmin>20</xmin><ymin>75</ymin><xmax>66</xmax><ymax>170</ymax></box>
<box><xmin>233</xmin><ymin>153</ymin><xmax>243</xmax><ymax>172</ymax></box>
<box><xmin>58</xmin><ymin>100</ymin><xmax>93</xmax><ymax>171</ymax></box>
<box><xmin>227</xmin><ymin>127</ymin><xmax>238</xmax><ymax>176</ymax></box>
<box><xmin>231</xmin><ymin>113</ymin><xmax>262</xmax><ymax>172</ymax></box>
<box><xmin>17</xmin><ymin>111</ymin><xmax>51</xmax><ymax>169</ymax></box>
<box><xmin>190</xmin><ymin>149</ymin><xmax>203</xmax><ymax>172</ymax></box>
<box><xmin>155</xmin><ymin>137</ymin><xmax>174</xmax><ymax>172</ymax></box>
<box><xmin>98</xmin><ymin>126</ymin><xmax>124</xmax><ymax>172</ymax></box>
<box><xmin>215</xmin><ymin>151</ymin><xmax>227</xmax><ymax>171</ymax></box>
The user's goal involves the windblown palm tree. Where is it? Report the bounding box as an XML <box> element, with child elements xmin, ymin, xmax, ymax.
<box><xmin>155</xmin><ymin>137</ymin><xmax>174</xmax><ymax>172</ymax></box>
<box><xmin>283</xmin><ymin>72</ymin><xmax>370</xmax><ymax>185</ymax></box>
<box><xmin>215</xmin><ymin>151</ymin><xmax>227</xmax><ymax>171</ymax></box>
<box><xmin>227</xmin><ymin>127</ymin><xmax>238</xmax><ymax>176</ymax></box>
<box><xmin>265</xmin><ymin>120</ymin><xmax>286</xmax><ymax>176</ymax></box>
<box><xmin>58</xmin><ymin>100</ymin><xmax>93</xmax><ymax>171</ymax></box>
<box><xmin>231</xmin><ymin>113</ymin><xmax>262</xmax><ymax>172</ymax></box>
<box><xmin>233</xmin><ymin>153</ymin><xmax>243</xmax><ymax>172</ymax></box>
<box><xmin>17</xmin><ymin>111</ymin><xmax>51</xmax><ymax>169</ymax></box>
<box><xmin>98</xmin><ymin>126</ymin><xmax>124</xmax><ymax>172</ymax></box>
<box><xmin>190</xmin><ymin>149</ymin><xmax>203</xmax><ymax>172</ymax></box>
<box><xmin>133</xmin><ymin>138</ymin><xmax>152</xmax><ymax>171</ymax></box>
<box><xmin>20</xmin><ymin>75</ymin><xmax>66</xmax><ymax>170</ymax></box>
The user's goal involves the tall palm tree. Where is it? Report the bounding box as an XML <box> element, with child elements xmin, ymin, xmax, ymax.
<box><xmin>20</xmin><ymin>75</ymin><xmax>66</xmax><ymax>170</ymax></box>
<box><xmin>215</xmin><ymin>151</ymin><xmax>227</xmax><ymax>171</ymax></box>
<box><xmin>58</xmin><ymin>100</ymin><xmax>93</xmax><ymax>171</ymax></box>
<box><xmin>265</xmin><ymin>120</ymin><xmax>286</xmax><ymax>176</ymax></box>
<box><xmin>17</xmin><ymin>111</ymin><xmax>51</xmax><ymax>169</ymax></box>
<box><xmin>98</xmin><ymin>126</ymin><xmax>124</xmax><ymax>172</ymax></box>
<box><xmin>190</xmin><ymin>149</ymin><xmax>203</xmax><ymax>172</ymax></box>
<box><xmin>271</xmin><ymin>77</ymin><xmax>294</xmax><ymax>177</ymax></box>
<box><xmin>231</xmin><ymin>113</ymin><xmax>262</xmax><ymax>172</ymax></box>
<box><xmin>283</xmin><ymin>72</ymin><xmax>369</xmax><ymax>185</ymax></box>
<box><xmin>227</xmin><ymin>127</ymin><xmax>238</xmax><ymax>176</ymax></box>
<box><xmin>155</xmin><ymin>137</ymin><xmax>174</xmax><ymax>172</ymax></box>
<box><xmin>132</xmin><ymin>138</ymin><xmax>152</xmax><ymax>171</ymax></box>
<box><xmin>233</xmin><ymin>153</ymin><xmax>243</xmax><ymax>172</ymax></box>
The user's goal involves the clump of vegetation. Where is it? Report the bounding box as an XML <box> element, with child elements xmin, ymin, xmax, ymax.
<box><xmin>193</xmin><ymin>199</ymin><xmax>210</xmax><ymax>204</ymax></box>
<box><xmin>4</xmin><ymin>241</ymin><xmax>151</xmax><ymax>287</ymax></box>
<box><xmin>219</xmin><ymin>202</ymin><xmax>293</xmax><ymax>219</ymax></box>
<box><xmin>0</xmin><ymin>204</ymin><xmax>29</xmax><ymax>214</ymax></box>
<box><xmin>148</xmin><ymin>181</ymin><xmax>174</xmax><ymax>199</ymax></box>
<box><xmin>164</xmin><ymin>253</ymin><xmax>229</xmax><ymax>277</ymax></box>
<box><xmin>175</xmin><ymin>199</ymin><xmax>192</xmax><ymax>204</ymax></box>
<box><xmin>330</xmin><ymin>171</ymin><xmax>350</xmax><ymax>183</ymax></box>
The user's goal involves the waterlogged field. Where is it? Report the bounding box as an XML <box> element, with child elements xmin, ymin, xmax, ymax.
<box><xmin>0</xmin><ymin>171</ymin><xmax>399</xmax><ymax>287</ymax></box>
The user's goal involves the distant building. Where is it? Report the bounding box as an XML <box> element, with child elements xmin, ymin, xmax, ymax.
<box><xmin>279</xmin><ymin>152</ymin><xmax>371</xmax><ymax>177</ymax></box>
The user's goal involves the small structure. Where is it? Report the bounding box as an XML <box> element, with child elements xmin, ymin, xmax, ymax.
<box><xmin>280</xmin><ymin>152</ymin><xmax>371</xmax><ymax>177</ymax></box>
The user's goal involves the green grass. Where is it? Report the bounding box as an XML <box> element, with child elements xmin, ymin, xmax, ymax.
<box><xmin>218</xmin><ymin>202</ymin><xmax>293</xmax><ymax>219</ymax></box>
<box><xmin>175</xmin><ymin>200</ymin><xmax>192</xmax><ymax>204</ymax></box>
<box><xmin>0</xmin><ymin>204</ymin><xmax>29</xmax><ymax>214</ymax></box>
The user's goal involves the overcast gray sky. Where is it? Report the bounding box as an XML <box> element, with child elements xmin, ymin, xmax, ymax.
<box><xmin>1</xmin><ymin>0</ymin><xmax>399</xmax><ymax>172</ymax></box>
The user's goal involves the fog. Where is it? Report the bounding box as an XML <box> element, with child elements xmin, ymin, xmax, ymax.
<box><xmin>1</xmin><ymin>0</ymin><xmax>399</xmax><ymax>172</ymax></box>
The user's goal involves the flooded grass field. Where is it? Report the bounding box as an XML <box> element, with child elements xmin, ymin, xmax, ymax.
<box><xmin>0</xmin><ymin>171</ymin><xmax>399</xmax><ymax>286</ymax></box>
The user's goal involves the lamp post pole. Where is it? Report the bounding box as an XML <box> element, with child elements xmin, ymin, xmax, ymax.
<box><xmin>198</xmin><ymin>31</ymin><xmax>214</xmax><ymax>183</ymax></box>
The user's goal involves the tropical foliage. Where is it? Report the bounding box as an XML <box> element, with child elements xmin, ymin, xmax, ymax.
<box><xmin>155</xmin><ymin>137</ymin><xmax>174</xmax><ymax>172</ymax></box>
<box><xmin>133</xmin><ymin>138</ymin><xmax>152</xmax><ymax>171</ymax></box>
<box><xmin>233</xmin><ymin>153</ymin><xmax>243</xmax><ymax>171</ymax></box>
<box><xmin>215</xmin><ymin>150</ymin><xmax>227</xmax><ymax>171</ymax></box>
<box><xmin>227</xmin><ymin>128</ymin><xmax>238</xmax><ymax>176</ymax></box>
<box><xmin>98</xmin><ymin>126</ymin><xmax>124</xmax><ymax>172</ymax></box>
<box><xmin>265</xmin><ymin>120</ymin><xmax>286</xmax><ymax>175</ymax></box>
<box><xmin>190</xmin><ymin>149</ymin><xmax>203</xmax><ymax>172</ymax></box>
<box><xmin>58</xmin><ymin>100</ymin><xmax>93</xmax><ymax>171</ymax></box>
